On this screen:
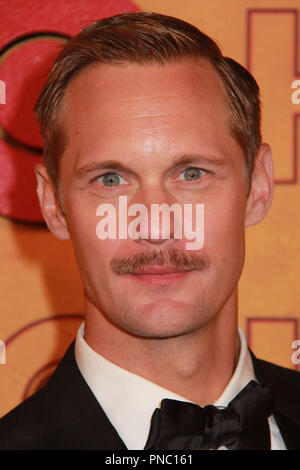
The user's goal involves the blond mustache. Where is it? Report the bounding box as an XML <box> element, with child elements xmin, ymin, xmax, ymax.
<box><xmin>111</xmin><ymin>247</ymin><xmax>210</xmax><ymax>276</ymax></box>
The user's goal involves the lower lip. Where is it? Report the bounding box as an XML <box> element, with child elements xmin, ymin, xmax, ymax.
<box><xmin>126</xmin><ymin>271</ymin><xmax>192</xmax><ymax>285</ymax></box>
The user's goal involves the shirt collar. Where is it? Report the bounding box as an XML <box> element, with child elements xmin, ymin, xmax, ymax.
<box><xmin>75</xmin><ymin>323</ymin><xmax>256</xmax><ymax>450</ymax></box>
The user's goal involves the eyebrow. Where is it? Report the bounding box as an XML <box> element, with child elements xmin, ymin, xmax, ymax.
<box><xmin>75</xmin><ymin>154</ymin><xmax>228</xmax><ymax>179</ymax></box>
<box><xmin>172</xmin><ymin>154</ymin><xmax>227</xmax><ymax>168</ymax></box>
<box><xmin>75</xmin><ymin>160</ymin><xmax>133</xmax><ymax>178</ymax></box>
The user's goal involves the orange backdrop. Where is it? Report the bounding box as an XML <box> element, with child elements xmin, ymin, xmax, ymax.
<box><xmin>0</xmin><ymin>0</ymin><xmax>299</xmax><ymax>417</ymax></box>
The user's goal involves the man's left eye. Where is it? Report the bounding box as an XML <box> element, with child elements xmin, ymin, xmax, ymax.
<box><xmin>178</xmin><ymin>167</ymin><xmax>206</xmax><ymax>181</ymax></box>
<box><xmin>97</xmin><ymin>172</ymin><xmax>127</xmax><ymax>187</ymax></box>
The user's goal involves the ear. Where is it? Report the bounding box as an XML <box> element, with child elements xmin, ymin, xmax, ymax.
<box><xmin>35</xmin><ymin>163</ymin><xmax>70</xmax><ymax>240</ymax></box>
<box><xmin>245</xmin><ymin>143</ymin><xmax>274</xmax><ymax>227</ymax></box>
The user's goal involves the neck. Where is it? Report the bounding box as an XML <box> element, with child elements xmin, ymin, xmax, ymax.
<box><xmin>84</xmin><ymin>291</ymin><xmax>239</xmax><ymax>406</ymax></box>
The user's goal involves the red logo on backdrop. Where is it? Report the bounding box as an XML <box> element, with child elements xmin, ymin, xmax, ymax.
<box><xmin>0</xmin><ymin>0</ymin><xmax>139</xmax><ymax>222</ymax></box>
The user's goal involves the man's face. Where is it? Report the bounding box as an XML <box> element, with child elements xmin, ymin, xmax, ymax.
<box><xmin>57</xmin><ymin>60</ymin><xmax>248</xmax><ymax>338</ymax></box>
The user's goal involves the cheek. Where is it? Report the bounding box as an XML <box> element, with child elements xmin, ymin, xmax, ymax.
<box><xmin>67</xmin><ymin>203</ymin><xmax>98</xmax><ymax>245</ymax></box>
<box><xmin>204</xmin><ymin>194</ymin><xmax>247</xmax><ymax>263</ymax></box>
<box><xmin>65</xmin><ymin>198</ymin><xmax>134</xmax><ymax>284</ymax></box>
<box><xmin>63</xmin><ymin>199</ymin><xmax>108</xmax><ymax>275</ymax></box>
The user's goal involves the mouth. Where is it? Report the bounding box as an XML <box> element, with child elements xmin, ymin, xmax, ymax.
<box><xmin>126</xmin><ymin>266</ymin><xmax>194</xmax><ymax>284</ymax></box>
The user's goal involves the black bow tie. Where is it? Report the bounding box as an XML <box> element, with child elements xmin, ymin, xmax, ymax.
<box><xmin>144</xmin><ymin>381</ymin><xmax>275</xmax><ymax>450</ymax></box>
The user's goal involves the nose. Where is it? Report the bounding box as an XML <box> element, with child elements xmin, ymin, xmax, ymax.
<box><xmin>129</xmin><ymin>186</ymin><xmax>182</xmax><ymax>246</ymax></box>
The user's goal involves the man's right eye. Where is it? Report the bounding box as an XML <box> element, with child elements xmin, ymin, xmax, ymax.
<box><xmin>97</xmin><ymin>172</ymin><xmax>127</xmax><ymax>187</ymax></box>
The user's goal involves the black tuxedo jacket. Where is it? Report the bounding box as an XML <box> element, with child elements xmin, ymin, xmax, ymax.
<box><xmin>0</xmin><ymin>341</ymin><xmax>299</xmax><ymax>450</ymax></box>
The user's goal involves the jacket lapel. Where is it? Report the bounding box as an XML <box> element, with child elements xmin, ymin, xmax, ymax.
<box><xmin>38</xmin><ymin>341</ymin><xmax>127</xmax><ymax>450</ymax></box>
<box><xmin>250</xmin><ymin>351</ymin><xmax>300</xmax><ymax>450</ymax></box>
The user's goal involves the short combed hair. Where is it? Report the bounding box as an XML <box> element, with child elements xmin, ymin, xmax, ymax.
<box><xmin>35</xmin><ymin>11</ymin><xmax>261</xmax><ymax>193</ymax></box>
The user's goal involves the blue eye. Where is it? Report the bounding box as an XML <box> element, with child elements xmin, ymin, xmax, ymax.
<box><xmin>98</xmin><ymin>172</ymin><xmax>126</xmax><ymax>187</ymax></box>
<box><xmin>179</xmin><ymin>168</ymin><xmax>205</xmax><ymax>181</ymax></box>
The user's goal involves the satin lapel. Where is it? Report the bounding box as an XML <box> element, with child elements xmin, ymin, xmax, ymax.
<box><xmin>250</xmin><ymin>350</ymin><xmax>300</xmax><ymax>450</ymax></box>
<box><xmin>37</xmin><ymin>341</ymin><xmax>127</xmax><ymax>450</ymax></box>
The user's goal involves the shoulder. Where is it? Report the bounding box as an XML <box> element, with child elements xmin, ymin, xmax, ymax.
<box><xmin>0</xmin><ymin>387</ymin><xmax>45</xmax><ymax>449</ymax></box>
<box><xmin>0</xmin><ymin>341</ymin><xmax>120</xmax><ymax>450</ymax></box>
<box><xmin>251</xmin><ymin>352</ymin><xmax>300</xmax><ymax>425</ymax></box>
<box><xmin>254</xmin><ymin>356</ymin><xmax>300</xmax><ymax>389</ymax></box>
<box><xmin>0</xmin><ymin>342</ymin><xmax>76</xmax><ymax>450</ymax></box>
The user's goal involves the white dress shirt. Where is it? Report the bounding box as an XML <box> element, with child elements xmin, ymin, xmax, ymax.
<box><xmin>74</xmin><ymin>323</ymin><xmax>286</xmax><ymax>450</ymax></box>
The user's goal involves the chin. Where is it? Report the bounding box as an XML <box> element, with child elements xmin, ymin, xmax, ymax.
<box><xmin>117</xmin><ymin>301</ymin><xmax>211</xmax><ymax>339</ymax></box>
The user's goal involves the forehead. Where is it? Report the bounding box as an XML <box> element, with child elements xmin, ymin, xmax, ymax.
<box><xmin>58</xmin><ymin>59</ymin><xmax>236</xmax><ymax>171</ymax></box>
<box><xmin>61</xmin><ymin>58</ymin><xmax>226</xmax><ymax>121</ymax></box>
